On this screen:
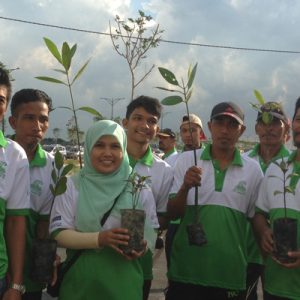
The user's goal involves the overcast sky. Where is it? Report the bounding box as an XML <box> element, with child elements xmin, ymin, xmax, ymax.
<box><xmin>1</xmin><ymin>0</ymin><xmax>300</xmax><ymax>141</ymax></box>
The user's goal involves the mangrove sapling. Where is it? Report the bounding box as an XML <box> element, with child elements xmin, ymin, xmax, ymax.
<box><xmin>36</xmin><ymin>37</ymin><xmax>103</xmax><ymax>168</ymax></box>
<box><xmin>120</xmin><ymin>172</ymin><xmax>150</xmax><ymax>254</ymax></box>
<box><xmin>157</xmin><ymin>63</ymin><xmax>207</xmax><ymax>246</ymax></box>
<box><xmin>270</xmin><ymin>157</ymin><xmax>299</xmax><ymax>263</ymax></box>
<box><xmin>30</xmin><ymin>151</ymin><xmax>73</xmax><ymax>283</ymax></box>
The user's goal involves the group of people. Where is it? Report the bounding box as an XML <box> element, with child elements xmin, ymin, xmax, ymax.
<box><xmin>1</xmin><ymin>64</ymin><xmax>300</xmax><ymax>300</ymax></box>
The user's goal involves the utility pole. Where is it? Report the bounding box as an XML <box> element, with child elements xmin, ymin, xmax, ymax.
<box><xmin>99</xmin><ymin>97</ymin><xmax>125</xmax><ymax>120</ymax></box>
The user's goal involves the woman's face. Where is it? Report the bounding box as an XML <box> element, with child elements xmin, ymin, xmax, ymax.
<box><xmin>90</xmin><ymin>135</ymin><xmax>123</xmax><ymax>174</ymax></box>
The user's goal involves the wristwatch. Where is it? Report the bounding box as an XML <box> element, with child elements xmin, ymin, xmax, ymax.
<box><xmin>9</xmin><ymin>283</ymin><xmax>26</xmax><ymax>295</ymax></box>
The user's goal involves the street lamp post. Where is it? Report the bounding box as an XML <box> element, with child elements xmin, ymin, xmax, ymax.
<box><xmin>99</xmin><ymin>97</ymin><xmax>125</xmax><ymax>120</ymax></box>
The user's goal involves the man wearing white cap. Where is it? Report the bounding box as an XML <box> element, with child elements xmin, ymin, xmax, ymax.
<box><xmin>180</xmin><ymin>114</ymin><xmax>206</xmax><ymax>152</ymax></box>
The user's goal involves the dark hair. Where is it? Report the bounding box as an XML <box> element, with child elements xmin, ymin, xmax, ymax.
<box><xmin>125</xmin><ymin>95</ymin><xmax>162</xmax><ymax>119</ymax></box>
<box><xmin>0</xmin><ymin>67</ymin><xmax>12</xmax><ymax>103</ymax></box>
<box><xmin>293</xmin><ymin>97</ymin><xmax>300</xmax><ymax>121</ymax></box>
<box><xmin>11</xmin><ymin>89</ymin><xmax>53</xmax><ymax>116</ymax></box>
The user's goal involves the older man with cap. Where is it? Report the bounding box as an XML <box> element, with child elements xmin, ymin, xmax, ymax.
<box><xmin>166</xmin><ymin>102</ymin><xmax>263</xmax><ymax>300</ymax></box>
<box><xmin>157</xmin><ymin>128</ymin><xmax>178</xmax><ymax>167</ymax></box>
<box><xmin>244</xmin><ymin>101</ymin><xmax>290</xmax><ymax>300</ymax></box>
<box><xmin>252</xmin><ymin>97</ymin><xmax>300</xmax><ymax>299</ymax></box>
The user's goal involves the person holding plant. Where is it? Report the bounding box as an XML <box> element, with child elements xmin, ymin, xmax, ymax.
<box><xmin>0</xmin><ymin>68</ymin><xmax>30</xmax><ymax>299</ymax></box>
<box><xmin>165</xmin><ymin>113</ymin><xmax>206</xmax><ymax>270</ymax></box>
<box><xmin>244</xmin><ymin>101</ymin><xmax>290</xmax><ymax>300</ymax></box>
<box><xmin>253</xmin><ymin>97</ymin><xmax>300</xmax><ymax>300</ymax></box>
<box><xmin>8</xmin><ymin>89</ymin><xmax>55</xmax><ymax>300</ymax></box>
<box><xmin>49</xmin><ymin>120</ymin><xmax>155</xmax><ymax>300</ymax></box>
<box><xmin>122</xmin><ymin>95</ymin><xmax>173</xmax><ymax>300</ymax></box>
<box><xmin>166</xmin><ymin>102</ymin><xmax>263</xmax><ymax>300</ymax></box>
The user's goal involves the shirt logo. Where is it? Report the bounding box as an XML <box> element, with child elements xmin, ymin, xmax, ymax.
<box><xmin>233</xmin><ymin>180</ymin><xmax>246</xmax><ymax>195</ymax></box>
<box><xmin>0</xmin><ymin>161</ymin><xmax>7</xmax><ymax>179</ymax></box>
<box><xmin>31</xmin><ymin>180</ymin><xmax>43</xmax><ymax>196</ymax></box>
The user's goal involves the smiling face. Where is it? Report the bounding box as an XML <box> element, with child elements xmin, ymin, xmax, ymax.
<box><xmin>9</xmin><ymin>101</ymin><xmax>49</xmax><ymax>149</ymax></box>
<box><xmin>122</xmin><ymin>107</ymin><xmax>159</xmax><ymax>145</ymax></box>
<box><xmin>292</xmin><ymin>108</ymin><xmax>300</xmax><ymax>148</ymax></box>
<box><xmin>90</xmin><ymin>135</ymin><xmax>123</xmax><ymax>174</ymax></box>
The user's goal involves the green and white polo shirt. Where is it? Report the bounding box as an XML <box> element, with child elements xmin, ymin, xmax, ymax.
<box><xmin>0</xmin><ymin>131</ymin><xmax>30</xmax><ymax>279</ymax></box>
<box><xmin>163</xmin><ymin>147</ymin><xmax>178</xmax><ymax>167</ymax></box>
<box><xmin>24</xmin><ymin>144</ymin><xmax>54</xmax><ymax>292</ymax></box>
<box><xmin>245</xmin><ymin>144</ymin><xmax>290</xmax><ymax>265</ymax></box>
<box><xmin>168</xmin><ymin>144</ymin><xmax>263</xmax><ymax>290</ymax></box>
<box><xmin>256</xmin><ymin>151</ymin><xmax>300</xmax><ymax>299</ymax></box>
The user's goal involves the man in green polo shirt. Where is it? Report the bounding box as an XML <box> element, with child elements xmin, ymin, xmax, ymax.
<box><xmin>122</xmin><ymin>95</ymin><xmax>173</xmax><ymax>300</ymax></box>
<box><xmin>9</xmin><ymin>89</ymin><xmax>54</xmax><ymax>300</ymax></box>
<box><xmin>253</xmin><ymin>97</ymin><xmax>300</xmax><ymax>300</ymax></box>
<box><xmin>245</xmin><ymin>101</ymin><xmax>290</xmax><ymax>300</ymax></box>
<box><xmin>166</xmin><ymin>102</ymin><xmax>263</xmax><ymax>300</ymax></box>
<box><xmin>0</xmin><ymin>68</ymin><xmax>30</xmax><ymax>299</ymax></box>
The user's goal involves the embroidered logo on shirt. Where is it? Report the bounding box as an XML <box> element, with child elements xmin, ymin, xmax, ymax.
<box><xmin>233</xmin><ymin>180</ymin><xmax>246</xmax><ymax>195</ymax></box>
<box><xmin>0</xmin><ymin>161</ymin><xmax>7</xmax><ymax>179</ymax></box>
<box><xmin>31</xmin><ymin>180</ymin><xmax>43</xmax><ymax>196</ymax></box>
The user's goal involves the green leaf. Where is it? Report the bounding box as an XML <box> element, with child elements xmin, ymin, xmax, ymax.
<box><xmin>43</xmin><ymin>37</ymin><xmax>62</xmax><ymax>64</ymax></box>
<box><xmin>254</xmin><ymin>89</ymin><xmax>265</xmax><ymax>105</ymax></box>
<box><xmin>273</xmin><ymin>190</ymin><xmax>282</xmax><ymax>196</ymax></box>
<box><xmin>156</xmin><ymin>86</ymin><xmax>179</xmax><ymax>93</ymax></box>
<box><xmin>78</xmin><ymin>106</ymin><xmax>103</xmax><ymax>118</ymax></box>
<box><xmin>61</xmin><ymin>42</ymin><xmax>72</xmax><ymax>71</ymax></box>
<box><xmin>70</xmin><ymin>44</ymin><xmax>77</xmax><ymax>60</ymax></box>
<box><xmin>158</xmin><ymin>67</ymin><xmax>179</xmax><ymax>86</ymax></box>
<box><xmin>285</xmin><ymin>186</ymin><xmax>295</xmax><ymax>195</ymax></box>
<box><xmin>56</xmin><ymin>106</ymin><xmax>72</xmax><ymax>110</ymax></box>
<box><xmin>35</xmin><ymin>76</ymin><xmax>66</xmax><ymax>85</ymax></box>
<box><xmin>161</xmin><ymin>95</ymin><xmax>183</xmax><ymax>106</ymax></box>
<box><xmin>61</xmin><ymin>163</ymin><xmax>74</xmax><ymax>177</ymax></box>
<box><xmin>50</xmin><ymin>184</ymin><xmax>55</xmax><ymax>196</ymax></box>
<box><xmin>54</xmin><ymin>176</ymin><xmax>68</xmax><ymax>196</ymax></box>
<box><xmin>53</xmin><ymin>69</ymin><xmax>67</xmax><ymax>75</ymax></box>
<box><xmin>71</xmin><ymin>59</ymin><xmax>91</xmax><ymax>85</ymax></box>
<box><xmin>186</xmin><ymin>88</ymin><xmax>193</xmax><ymax>102</ymax></box>
<box><xmin>54</xmin><ymin>150</ymin><xmax>64</xmax><ymax>170</ymax></box>
<box><xmin>187</xmin><ymin>63</ymin><xmax>197</xmax><ymax>90</ymax></box>
<box><xmin>51</xmin><ymin>168</ymin><xmax>57</xmax><ymax>183</ymax></box>
<box><xmin>287</xmin><ymin>173</ymin><xmax>300</xmax><ymax>180</ymax></box>
<box><xmin>262</xmin><ymin>112</ymin><xmax>273</xmax><ymax>124</ymax></box>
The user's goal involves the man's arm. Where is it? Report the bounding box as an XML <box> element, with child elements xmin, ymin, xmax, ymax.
<box><xmin>167</xmin><ymin>166</ymin><xmax>201</xmax><ymax>220</ymax></box>
<box><xmin>251</xmin><ymin>212</ymin><xmax>273</xmax><ymax>256</ymax></box>
<box><xmin>3</xmin><ymin>215</ymin><xmax>26</xmax><ymax>299</ymax></box>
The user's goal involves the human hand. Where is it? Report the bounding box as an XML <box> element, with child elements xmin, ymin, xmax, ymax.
<box><xmin>122</xmin><ymin>241</ymin><xmax>148</xmax><ymax>260</ymax></box>
<box><xmin>273</xmin><ymin>251</ymin><xmax>300</xmax><ymax>269</ymax></box>
<box><xmin>2</xmin><ymin>288</ymin><xmax>22</xmax><ymax>300</ymax></box>
<box><xmin>50</xmin><ymin>254</ymin><xmax>61</xmax><ymax>286</ymax></box>
<box><xmin>182</xmin><ymin>166</ymin><xmax>202</xmax><ymax>190</ymax></box>
<box><xmin>260</xmin><ymin>227</ymin><xmax>274</xmax><ymax>254</ymax></box>
<box><xmin>98</xmin><ymin>228</ymin><xmax>129</xmax><ymax>255</ymax></box>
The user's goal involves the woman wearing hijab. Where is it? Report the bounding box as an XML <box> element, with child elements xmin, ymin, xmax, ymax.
<box><xmin>49</xmin><ymin>120</ymin><xmax>156</xmax><ymax>300</ymax></box>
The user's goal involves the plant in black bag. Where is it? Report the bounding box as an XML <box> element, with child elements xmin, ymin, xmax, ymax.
<box><xmin>29</xmin><ymin>149</ymin><xmax>72</xmax><ymax>297</ymax></box>
<box><xmin>270</xmin><ymin>157</ymin><xmax>299</xmax><ymax>263</ymax></box>
<box><xmin>157</xmin><ymin>63</ymin><xmax>207</xmax><ymax>246</ymax></box>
